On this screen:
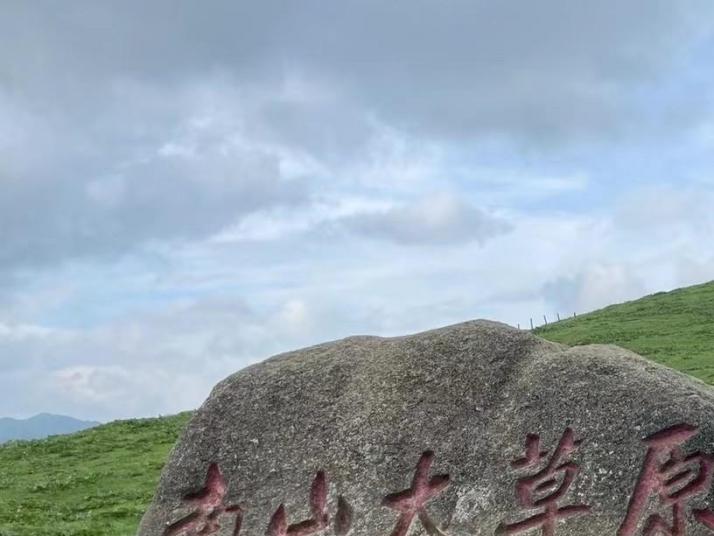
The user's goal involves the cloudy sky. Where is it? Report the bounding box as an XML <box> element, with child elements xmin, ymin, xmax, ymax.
<box><xmin>2</xmin><ymin>1</ymin><xmax>714</xmax><ymax>421</ymax></box>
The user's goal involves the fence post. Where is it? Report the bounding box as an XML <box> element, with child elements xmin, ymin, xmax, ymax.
<box><xmin>557</xmin><ymin>312</ymin><xmax>561</xmax><ymax>321</ymax></box>
<box><xmin>530</xmin><ymin>318</ymin><xmax>533</xmax><ymax>330</ymax></box>
<box><xmin>543</xmin><ymin>314</ymin><xmax>548</xmax><ymax>325</ymax></box>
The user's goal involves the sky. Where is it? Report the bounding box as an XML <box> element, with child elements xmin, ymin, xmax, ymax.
<box><xmin>2</xmin><ymin>1</ymin><xmax>714</xmax><ymax>422</ymax></box>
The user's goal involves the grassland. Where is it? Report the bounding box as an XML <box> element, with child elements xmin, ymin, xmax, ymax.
<box><xmin>0</xmin><ymin>280</ymin><xmax>713</xmax><ymax>535</ymax></box>
<box><xmin>0</xmin><ymin>413</ymin><xmax>191</xmax><ymax>536</ymax></box>
<box><xmin>535</xmin><ymin>280</ymin><xmax>714</xmax><ymax>385</ymax></box>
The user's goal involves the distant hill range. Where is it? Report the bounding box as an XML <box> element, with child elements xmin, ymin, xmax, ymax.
<box><xmin>0</xmin><ymin>413</ymin><xmax>100</xmax><ymax>443</ymax></box>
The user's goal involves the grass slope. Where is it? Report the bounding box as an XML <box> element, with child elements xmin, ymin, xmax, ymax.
<box><xmin>536</xmin><ymin>280</ymin><xmax>714</xmax><ymax>384</ymax></box>
<box><xmin>1</xmin><ymin>281</ymin><xmax>713</xmax><ymax>535</ymax></box>
<box><xmin>0</xmin><ymin>413</ymin><xmax>192</xmax><ymax>536</ymax></box>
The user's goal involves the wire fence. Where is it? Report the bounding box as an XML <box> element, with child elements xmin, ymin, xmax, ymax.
<box><xmin>517</xmin><ymin>312</ymin><xmax>578</xmax><ymax>331</ymax></box>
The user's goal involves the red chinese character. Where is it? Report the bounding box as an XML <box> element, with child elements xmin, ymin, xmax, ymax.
<box><xmin>164</xmin><ymin>463</ymin><xmax>242</xmax><ymax>536</ymax></box>
<box><xmin>496</xmin><ymin>428</ymin><xmax>591</xmax><ymax>536</ymax></box>
<box><xmin>267</xmin><ymin>470</ymin><xmax>353</xmax><ymax>536</ymax></box>
<box><xmin>382</xmin><ymin>450</ymin><xmax>451</xmax><ymax>536</ymax></box>
<box><xmin>618</xmin><ymin>423</ymin><xmax>714</xmax><ymax>536</ymax></box>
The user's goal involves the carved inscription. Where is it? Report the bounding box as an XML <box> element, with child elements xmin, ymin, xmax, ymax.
<box><xmin>159</xmin><ymin>423</ymin><xmax>714</xmax><ymax>535</ymax></box>
<box><xmin>618</xmin><ymin>424</ymin><xmax>714</xmax><ymax>536</ymax></box>
<box><xmin>267</xmin><ymin>471</ymin><xmax>353</xmax><ymax>536</ymax></box>
<box><xmin>267</xmin><ymin>470</ymin><xmax>329</xmax><ymax>536</ymax></box>
<box><xmin>334</xmin><ymin>496</ymin><xmax>355</xmax><ymax>536</ymax></box>
<box><xmin>382</xmin><ymin>450</ymin><xmax>451</xmax><ymax>536</ymax></box>
<box><xmin>497</xmin><ymin>428</ymin><xmax>591</xmax><ymax>535</ymax></box>
<box><xmin>164</xmin><ymin>463</ymin><xmax>242</xmax><ymax>536</ymax></box>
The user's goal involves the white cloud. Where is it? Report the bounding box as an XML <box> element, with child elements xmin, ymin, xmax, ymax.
<box><xmin>2</xmin><ymin>183</ymin><xmax>714</xmax><ymax>420</ymax></box>
<box><xmin>85</xmin><ymin>175</ymin><xmax>127</xmax><ymax>207</ymax></box>
<box><xmin>54</xmin><ymin>366</ymin><xmax>133</xmax><ymax>403</ymax></box>
<box><xmin>614</xmin><ymin>186</ymin><xmax>714</xmax><ymax>238</ymax></box>
<box><xmin>342</xmin><ymin>193</ymin><xmax>512</xmax><ymax>245</ymax></box>
<box><xmin>279</xmin><ymin>300</ymin><xmax>312</xmax><ymax>335</ymax></box>
<box><xmin>0</xmin><ymin>322</ymin><xmax>64</xmax><ymax>342</ymax></box>
<box><xmin>2</xmin><ymin>2</ymin><xmax>714</xmax><ymax>421</ymax></box>
<box><xmin>543</xmin><ymin>264</ymin><xmax>646</xmax><ymax>314</ymax></box>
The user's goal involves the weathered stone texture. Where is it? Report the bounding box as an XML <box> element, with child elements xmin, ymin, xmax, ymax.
<box><xmin>138</xmin><ymin>320</ymin><xmax>714</xmax><ymax>535</ymax></box>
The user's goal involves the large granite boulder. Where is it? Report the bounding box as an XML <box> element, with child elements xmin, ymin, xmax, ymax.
<box><xmin>138</xmin><ymin>320</ymin><xmax>714</xmax><ymax>536</ymax></box>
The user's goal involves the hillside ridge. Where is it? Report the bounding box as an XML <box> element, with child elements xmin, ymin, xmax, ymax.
<box><xmin>1</xmin><ymin>280</ymin><xmax>713</xmax><ymax>535</ymax></box>
<box><xmin>535</xmin><ymin>279</ymin><xmax>714</xmax><ymax>384</ymax></box>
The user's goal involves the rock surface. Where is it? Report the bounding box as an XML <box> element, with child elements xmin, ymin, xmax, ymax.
<box><xmin>138</xmin><ymin>320</ymin><xmax>714</xmax><ymax>535</ymax></box>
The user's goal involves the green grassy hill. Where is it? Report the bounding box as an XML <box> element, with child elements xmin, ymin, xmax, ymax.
<box><xmin>535</xmin><ymin>280</ymin><xmax>714</xmax><ymax>385</ymax></box>
<box><xmin>0</xmin><ymin>280</ymin><xmax>712</xmax><ymax>535</ymax></box>
<box><xmin>0</xmin><ymin>413</ymin><xmax>191</xmax><ymax>536</ymax></box>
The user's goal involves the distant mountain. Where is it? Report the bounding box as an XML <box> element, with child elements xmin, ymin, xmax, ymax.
<box><xmin>0</xmin><ymin>413</ymin><xmax>101</xmax><ymax>443</ymax></box>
